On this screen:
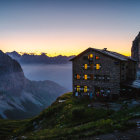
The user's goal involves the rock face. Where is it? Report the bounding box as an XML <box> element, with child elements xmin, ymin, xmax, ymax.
<box><xmin>0</xmin><ymin>50</ymin><xmax>67</xmax><ymax>119</ymax></box>
<box><xmin>0</xmin><ymin>50</ymin><xmax>25</xmax><ymax>95</ymax></box>
<box><xmin>131</xmin><ymin>32</ymin><xmax>140</xmax><ymax>68</ymax></box>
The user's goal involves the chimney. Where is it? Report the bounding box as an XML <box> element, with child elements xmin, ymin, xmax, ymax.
<box><xmin>103</xmin><ymin>48</ymin><xmax>107</xmax><ymax>51</ymax></box>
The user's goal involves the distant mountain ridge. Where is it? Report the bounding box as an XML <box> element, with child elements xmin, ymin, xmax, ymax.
<box><xmin>6</xmin><ymin>51</ymin><xmax>75</xmax><ymax>64</ymax></box>
<box><xmin>0</xmin><ymin>50</ymin><xmax>67</xmax><ymax>119</ymax></box>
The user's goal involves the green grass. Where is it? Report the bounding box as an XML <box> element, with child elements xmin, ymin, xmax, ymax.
<box><xmin>0</xmin><ymin>119</ymin><xmax>30</xmax><ymax>139</ymax></box>
<box><xmin>0</xmin><ymin>92</ymin><xmax>140</xmax><ymax>139</ymax></box>
<box><xmin>14</xmin><ymin>92</ymin><xmax>139</xmax><ymax>139</ymax></box>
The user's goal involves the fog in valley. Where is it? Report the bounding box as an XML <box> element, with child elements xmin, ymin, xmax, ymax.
<box><xmin>21</xmin><ymin>63</ymin><xmax>72</xmax><ymax>91</ymax></box>
<box><xmin>21</xmin><ymin>63</ymin><xmax>140</xmax><ymax>92</ymax></box>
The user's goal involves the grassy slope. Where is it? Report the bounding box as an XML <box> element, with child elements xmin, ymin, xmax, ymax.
<box><xmin>15</xmin><ymin>92</ymin><xmax>140</xmax><ymax>139</ymax></box>
<box><xmin>0</xmin><ymin>92</ymin><xmax>140</xmax><ymax>139</ymax></box>
<box><xmin>0</xmin><ymin>119</ymin><xmax>30</xmax><ymax>139</ymax></box>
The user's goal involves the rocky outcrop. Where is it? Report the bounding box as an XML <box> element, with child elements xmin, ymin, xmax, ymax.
<box><xmin>131</xmin><ymin>32</ymin><xmax>140</xmax><ymax>68</ymax></box>
<box><xmin>0</xmin><ymin>50</ymin><xmax>67</xmax><ymax>119</ymax></box>
<box><xmin>0</xmin><ymin>50</ymin><xmax>25</xmax><ymax>95</ymax></box>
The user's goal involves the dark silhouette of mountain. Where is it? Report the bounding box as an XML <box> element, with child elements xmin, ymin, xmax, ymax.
<box><xmin>0</xmin><ymin>50</ymin><xmax>67</xmax><ymax>119</ymax></box>
<box><xmin>6</xmin><ymin>51</ymin><xmax>75</xmax><ymax>64</ymax></box>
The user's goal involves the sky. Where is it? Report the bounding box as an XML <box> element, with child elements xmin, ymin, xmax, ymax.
<box><xmin>0</xmin><ymin>0</ymin><xmax>140</xmax><ymax>56</ymax></box>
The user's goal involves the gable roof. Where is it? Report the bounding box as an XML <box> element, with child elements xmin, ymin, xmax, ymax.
<box><xmin>70</xmin><ymin>47</ymin><xmax>136</xmax><ymax>62</ymax></box>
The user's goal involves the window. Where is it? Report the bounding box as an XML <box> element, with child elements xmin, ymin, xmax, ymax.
<box><xmin>84</xmin><ymin>64</ymin><xmax>88</xmax><ymax>69</ymax></box>
<box><xmin>90</xmin><ymin>64</ymin><xmax>94</xmax><ymax>70</ymax></box>
<box><xmin>76</xmin><ymin>85</ymin><xmax>80</xmax><ymax>92</ymax></box>
<box><xmin>83</xmin><ymin>56</ymin><xmax>88</xmax><ymax>60</ymax></box>
<box><xmin>84</xmin><ymin>74</ymin><xmax>88</xmax><ymax>80</ymax></box>
<box><xmin>76</xmin><ymin>74</ymin><xmax>80</xmax><ymax>80</ymax></box>
<box><xmin>95</xmin><ymin>87</ymin><xmax>100</xmax><ymax>96</ymax></box>
<box><xmin>101</xmin><ymin>75</ymin><xmax>110</xmax><ymax>82</ymax></box>
<box><xmin>90</xmin><ymin>74</ymin><xmax>94</xmax><ymax>80</ymax></box>
<box><xmin>96</xmin><ymin>64</ymin><xmax>101</xmax><ymax>70</ymax></box>
<box><xmin>88</xmin><ymin>54</ymin><xmax>93</xmax><ymax>59</ymax></box>
<box><xmin>114</xmin><ymin>61</ymin><xmax>119</xmax><ymax>65</ymax></box>
<box><xmin>92</xmin><ymin>75</ymin><xmax>110</xmax><ymax>81</ymax></box>
<box><xmin>102</xmin><ymin>76</ymin><xmax>105</xmax><ymax>80</ymax></box>
<box><xmin>100</xmin><ymin>89</ymin><xmax>105</xmax><ymax>94</ymax></box>
<box><xmin>107</xmin><ymin>76</ymin><xmax>110</xmax><ymax>81</ymax></box>
<box><xmin>106</xmin><ymin>88</ymin><xmax>111</xmax><ymax>94</ymax></box>
<box><xmin>84</xmin><ymin>86</ymin><xmax>88</xmax><ymax>93</ymax></box>
<box><xmin>98</xmin><ymin>76</ymin><xmax>102</xmax><ymax>80</ymax></box>
<box><xmin>95</xmin><ymin>56</ymin><xmax>100</xmax><ymax>60</ymax></box>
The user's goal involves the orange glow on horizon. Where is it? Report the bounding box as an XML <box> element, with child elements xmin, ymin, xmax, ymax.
<box><xmin>0</xmin><ymin>33</ymin><xmax>132</xmax><ymax>57</ymax></box>
<box><xmin>1</xmin><ymin>49</ymin><xmax>131</xmax><ymax>57</ymax></box>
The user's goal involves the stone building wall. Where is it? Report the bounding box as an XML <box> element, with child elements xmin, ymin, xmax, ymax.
<box><xmin>126</xmin><ymin>60</ymin><xmax>137</xmax><ymax>81</ymax></box>
<box><xmin>72</xmin><ymin>49</ymin><xmax>121</xmax><ymax>97</ymax></box>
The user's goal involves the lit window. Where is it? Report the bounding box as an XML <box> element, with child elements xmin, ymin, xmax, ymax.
<box><xmin>84</xmin><ymin>86</ymin><xmax>88</xmax><ymax>93</ymax></box>
<box><xmin>96</xmin><ymin>64</ymin><xmax>101</xmax><ymax>70</ymax></box>
<box><xmin>76</xmin><ymin>74</ymin><xmax>80</xmax><ymax>80</ymax></box>
<box><xmin>95</xmin><ymin>56</ymin><xmax>99</xmax><ymax>60</ymax></box>
<box><xmin>84</xmin><ymin>64</ymin><xmax>88</xmax><ymax>69</ymax></box>
<box><xmin>88</xmin><ymin>54</ymin><xmax>93</xmax><ymax>59</ymax></box>
<box><xmin>76</xmin><ymin>85</ymin><xmax>80</xmax><ymax>92</ymax></box>
<box><xmin>84</xmin><ymin>74</ymin><xmax>88</xmax><ymax>80</ymax></box>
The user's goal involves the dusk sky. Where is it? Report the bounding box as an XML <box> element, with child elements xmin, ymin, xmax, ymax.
<box><xmin>0</xmin><ymin>0</ymin><xmax>140</xmax><ymax>56</ymax></box>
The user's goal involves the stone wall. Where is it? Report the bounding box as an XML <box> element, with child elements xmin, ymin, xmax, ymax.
<box><xmin>72</xmin><ymin>49</ymin><xmax>121</xmax><ymax>97</ymax></box>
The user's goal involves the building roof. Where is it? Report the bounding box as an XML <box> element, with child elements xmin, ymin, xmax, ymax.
<box><xmin>70</xmin><ymin>47</ymin><xmax>136</xmax><ymax>62</ymax></box>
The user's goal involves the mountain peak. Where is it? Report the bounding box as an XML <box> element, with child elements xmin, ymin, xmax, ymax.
<box><xmin>134</xmin><ymin>32</ymin><xmax>140</xmax><ymax>40</ymax></box>
<box><xmin>0</xmin><ymin>51</ymin><xmax>67</xmax><ymax>119</ymax></box>
<box><xmin>0</xmin><ymin>50</ymin><xmax>4</xmax><ymax>55</ymax></box>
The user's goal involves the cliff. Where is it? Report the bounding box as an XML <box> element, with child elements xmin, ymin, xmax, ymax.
<box><xmin>131</xmin><ymin>32</ymin><xmax>140</xmax><ymax>68</ymax></box>
<box><xmin>0</xmin><ymin>50</ymin><xmax>67</xmax><ymax>119</ymax></box>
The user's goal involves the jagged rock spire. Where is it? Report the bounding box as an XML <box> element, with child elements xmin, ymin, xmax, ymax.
<box><xmin>134</xmin><ymin>32</ymin><xmax>140</xmax><ymax>40</ymax></box>
<box><xmin>131</xmin><ymin>32</ymin><xmax>140</xmax><ymax>68</ymax></box>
